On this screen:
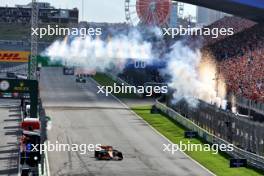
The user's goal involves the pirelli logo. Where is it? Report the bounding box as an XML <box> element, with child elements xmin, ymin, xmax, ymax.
<box><xmin>0</xmin><ymin>51</ymin><xmax>30</xmax><ymax>63</ymax></box>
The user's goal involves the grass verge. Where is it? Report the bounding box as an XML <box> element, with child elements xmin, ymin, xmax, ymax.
<box><xmin>92</xmin><ymin>73</ymin><xmax>140</xmax><ymax>99</ymax></box>
<box><xmin>132</xmin><ymin>105</ymin><xmax>264</xmax><ymax>176</ymax></box>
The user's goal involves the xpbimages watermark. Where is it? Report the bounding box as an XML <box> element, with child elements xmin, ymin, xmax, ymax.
<box><xmin>163</xmin><ymin>25</ymin><xmax>234</xmax><ymax>39</ymax></box>
<box><xmin>31</xmin><ymin>25</ymin><xmax>102</xmax><ymax>38</ymax></box>
<box><xmin>25</xmin><ymin>141</ymin><xmax>102</xmax><ymax>155</ymax></box>
<box><xmin>97</xmin><ymin>83</ymin><xmax>168</xmax><ymax>96</ymax></box>
<box><xmin>163</xmin><ymin>142</ymin><xmax>234</xmax><ymax>155</ymax></box>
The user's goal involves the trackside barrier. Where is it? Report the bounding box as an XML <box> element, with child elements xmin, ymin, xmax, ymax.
<box><xmin>38</xmin><ymin>142</ymin><xmax>50</xmax><ymax>176</ymax></box>
<box><xmin>38</xmin><ymin>100</ymin><xmax>50</xmax><ymax>176</ymax></box>
<box><xmin>236</xmin><ymin>95</ymin><xmax>264</xmax><ymax>115</ymax></box>
<box><xmin>155</xmin><ymin>101</ymin><xmax>264</xmax><ymax>171</ymax></box>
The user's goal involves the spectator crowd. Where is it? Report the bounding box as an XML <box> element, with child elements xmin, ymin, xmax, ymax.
<box><xmin>203</xmin><ymin>16</ymin><xmax>256</xmax><ymax>46</ymax></box>
<box><xmin>203</xmin><ymin>17</ymin><xmax>264</xmax><ymax>102</ymax></box>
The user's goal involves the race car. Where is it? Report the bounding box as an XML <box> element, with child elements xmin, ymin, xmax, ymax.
<box><xmin>95</xmin><ymin>146</ymin><xmax>123</xmax><ymax>161</ymax></box>
<box><xmin>63</xmin><ymin>66</ymin><xmax>75</xmax><ymax>75</ymax></box>
<box><xmin>76</xmin><ymin>77</ymin><xmax>86</xmax><ymax>83</ymax></box>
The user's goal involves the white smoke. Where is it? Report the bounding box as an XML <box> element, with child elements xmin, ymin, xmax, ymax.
<box><xmin>43</xmin><ymin>30</ymin><xmax>153</xmax><ymax>72</ymax></box>
<box><xmin>43</xmin><ymin>28</ymin><xmax>226</xmax><ymax>108</ymax></box>
<box><xmin>164</xmin><ymin>41</ymin><xmax>226</xmax><ymax>107</ymax></box>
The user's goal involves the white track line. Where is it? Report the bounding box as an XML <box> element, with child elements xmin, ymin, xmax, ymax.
<box><xmin>90</xmin><ymin>77</ymin><xmax>216</xmax><ymax>176</ymax></box>
<box><xmin>45</xmin><ymin>141</ymin><xmax>51</xmax><ymax>176</ymax></box>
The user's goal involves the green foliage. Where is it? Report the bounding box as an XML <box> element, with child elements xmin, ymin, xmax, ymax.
<box><xmin>37</xmin><ymin>55</ymin><xmax>62</xmax><ymax>67</ymax></box>
<box><xmin>132</xmin><ymin>106</ymin><xmax>264</xmax><ymax>176</ymax></box>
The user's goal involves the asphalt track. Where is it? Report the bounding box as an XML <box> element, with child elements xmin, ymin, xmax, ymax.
<box><xmin>40</xmin><ymin>67</ymin><xmax>213</xmax><ymax>176</ymax></box>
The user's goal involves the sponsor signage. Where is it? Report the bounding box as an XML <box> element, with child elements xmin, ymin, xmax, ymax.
<box><xmin>230</xmin><ymin>158</ymin><xmax>247</xmax><ymax>168</ymax></box>
<box><xmin>0</xmin><ymin>50</ymin><xmax>30</xmax><ymax>63</ymax></box>
<box><xmin>0</xmin><ymin>79</ymin><xmax>38</xmax><ymax>118</ymax></box>
<box><xmin>0</xmin><ymin>80</ymin><xmax>32</xmax><ymax>93</ymax></box>
<box><xmin>14</xmin><ymin>82</ymin><xmax>30</xmax><ymax>92</ymax></box>
<box><xmin>0</xmin><ymin>80</ymin><xmax>10</xmax><ymax>91</ymax></box>
<box><xmin>0</xmin><ymin>92</ymin><xmax>28</xmax><ymax>99</ymax></box>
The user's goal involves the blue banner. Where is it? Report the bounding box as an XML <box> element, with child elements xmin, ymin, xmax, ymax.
<box><xmin>230</xmin><ymin>0</ymin><xmax>264</xmax><ymax>9</ymax></box>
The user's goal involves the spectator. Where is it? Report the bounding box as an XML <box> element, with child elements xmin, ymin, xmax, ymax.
<box><xmin>201</xmin><ymin>18</ymin><xmax>264</xmax><ymax>103</ymax></box>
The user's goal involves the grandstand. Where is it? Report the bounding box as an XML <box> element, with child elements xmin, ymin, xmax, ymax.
<box><xmin>153</xmin><ymin>15</ymin><xmax>264</xmax><ymax>155</ymax></box>
<box><xmin>203</xmin><ymin>16</ymin><xmax>257</xmax><ymax>46</ymax></box>
<box><xmin>200</xmin><ymin>17</ymin><xmax>264</xmax><ymax>118</ymax></box>
<box><xmin>0</xmin><ymin>2</ymin><xmax>78</xmax><ymax>80</ymax></box>
<box><xmin>168</xmin><ymin>15</ymin><xmax>264</xmax><ymax>154</ymax></box>
<box><xmin>0</xmin><ymin>2</ymin><xmax>78</xmax><ymax>24</ymax></box>
<box><xmin>0</xmin><ymin>2</ymin><xmax>79</xmax><ymax>42</ymax></box>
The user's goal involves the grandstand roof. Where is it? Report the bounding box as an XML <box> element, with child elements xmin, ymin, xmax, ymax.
<box><xmin>175</xmin><ymin>0</ymin><xmax>264</xmax><ymax>22</ymax></box>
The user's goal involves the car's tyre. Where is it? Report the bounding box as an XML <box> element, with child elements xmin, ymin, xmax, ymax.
<box><xmin>95</xmin><ymin>151</ymin><xmax>99</xmax><ymax>158</ymax></box>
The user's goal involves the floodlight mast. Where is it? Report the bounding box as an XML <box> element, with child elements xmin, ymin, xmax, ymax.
<box><xmin>29</xmin><ymin>0</ymin><xmax>38</xmax><ymax>80</ymax></box>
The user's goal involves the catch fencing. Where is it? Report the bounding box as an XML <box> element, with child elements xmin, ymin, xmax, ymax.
<box><xmin>155</xmin><ymin>100</ymin><xmax>264</xmax><ymax>171</ymax></box>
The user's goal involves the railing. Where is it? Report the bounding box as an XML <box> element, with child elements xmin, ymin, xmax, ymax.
<box><xmin>0</xmin><ymin>40</ymin><xmax>51</xmax><ymax>46</ymax></box>
<box><xmin>236</xmin><ymin>95</ymin><xmax>264</xmax><ymax>115</ymax></box>
<box><xmin>155</xmin><ymin>100</ymin><xmax>264</xmax><ymax>171</ymax></box>
<box><xmin>0</xmin><ymin>64</ymin><xmax>28</xmax><ymax>74</ymax></box>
